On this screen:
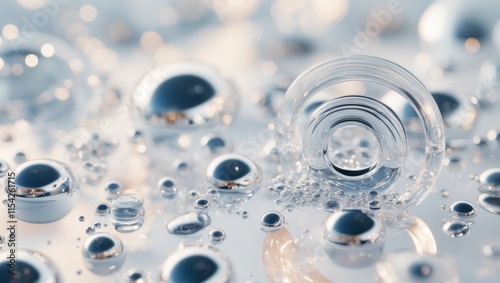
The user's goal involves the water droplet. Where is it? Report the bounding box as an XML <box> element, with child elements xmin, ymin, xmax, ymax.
<box><xmin>166</xmin><ymin>212</ymin><xmax>212</xmax><ymax>236</ymax></box>
<box><xmin>483</xmin><ymin>244</ymin><xmax>500</xmax><ymax>259</ymax></box>
<box><xmin>323</xmin><ymin>199</ymin><xmax>340</xmax><ymax>212</ymax></box>
<box><xmin>7</xmin><ymin>159</ymin><xmax>79</xmax><ymax>223</ymax></box>
<box><xmin>209</xmin><ymin>229</ymin><xmax>226</xmax><ymax>244</ymax></box>
<box><xmin>376</xmin><ymin>250</ymin><xmax>458</xmax><ymax>283</ymax></box>
<box><xmin>157</xmin><ymin>177</ymin><xmax>177</xmax><ymax>200</ymax></box>
<box><xmin>95</xmin><ymin>203</ymin><xmax>110</xmax><ymax>216</ymax></box>
<box><xmin>188</xmin><ymin>190</ymin><xmax>201</xmax><ymax>200</ymax></box>
<box><xmin>441</xmin><ymin>189</ymin><xmax>450</xmax><ymax>198</ymax></box>
<box><xmin>125</xmin><ymin>269</ymin><xmax>150</xmax><ymax>283</ymax></box>
<box><xmin>205</xmin><ymin>153</ymin><xmax>262</xmax><ymax>207</ymax></box>
<box><xmin>159</xmin><ymin>245</ymin><xmax>233</xmax><ymax>283</ymax></box>
<box><xmin>442</xmin><ymin>220</ymin><xmax>469</xmax><ymax>237</ymax></box>
<box><xmin>86</xmin><ymin>227</ymin><xmax>95</xmax><ymax>235</ymax></box>
<box><xmin>0</xmin><ymin>160</ymin><xmax>9</xmax><ymax>177</ymax></box>
<box><xmin>260</xmin><ymin>211</ymin><xmax>284</xmax><ymax>232</ymax></box>
<box><xmin>322</xmin><ymin>209</ymin><xmax>384</xmax><ymax>268</ymax></box>
<box><xmin>479</xmin><ymin>168</ymin><xmax>500</xmax><ymax>194</ymax></box>
<box><xmin>110</xmin><ymin>194</ymin><xmax>145</xmax><ymax>233</ymax></box>
<box><xmin>369</xmin><ymin>200</ymin><xmax>381</xmax><ymax>210</ymax></box>
<box><xmin>449</xmin><ymin>201</ymin><xmax>476</xmax><ymax>218</ymax></box>
<box><xmin>477</xmin><ymin>193</ymin><xmax>500</xmax><ymax>214</ymax></box>
<box><xmin>94</xmin><ymin>223</ymin><xmax>102</xmax><ymax>229</ymax></box>
<box><xmin>173</xmin><ymin>160</ymin><xmax>190</xmax><ymax>173</ymax></box>
<box><xmin>14</xmin><ymin>152</ymin><xmax>27</xmax><ymax>164</ymax></box>
<box><xmin>195</xmin><ymin>198</ymin><xmax>210</xmax><ymax>210</ymax></box>
<box><xmin>79</xmin><ymin>216</ymin><xmax>85</xmax><ymax>222</ymax></box>
<box><xmin>82</xmin><ymin>232</ymin><xmax>126</xmax><ymax>275</ymax></box>
<box><xmin>105</xmin><ymin>181</ymin><xmax>123</xmax><ymax>199</ymax></box>
<box><xmin>200</xmin><ymin>133</ymin><xmax>232</xmax><ymax>155</ymax></box>
<box><xmin>241</xmin><ymin>211</ymin><xmax>249</xmax><ymax>219</ymax></box>
<box><xmin>0</xmin><ymin>235</ymin><xmax>5</xmax><ymax>250</ymax></box>
<box><xmin>0</xmin><ymin>249</ymin><xmax>60</xmax><ymax>282</ymax></box>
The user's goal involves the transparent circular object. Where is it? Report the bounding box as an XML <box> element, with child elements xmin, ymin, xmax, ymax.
<box><xmin>376</xmin><ymin>250</ymin><xmax>459</xmax><ymax>283</ymax></box>
<box><xmin>110</xmin><ymin>194</ymin><xmax>145</xmax><ymax>233</ymax></box>
<box><xmin>159</xmin><ymin>245</ymin><xmax>233</xmax><ymax>283</ymax></box>
<box><xmin>0</xmin><ymin>33</ymin><xmax>88</xmax><ymax>125</ymax></box>
<box><xmin>5</xmin><ymin>159</ymin><xmax>79</xmax><ymax>223</ymax></box>
<box><xmin>129</xmin><ymin>60</ymin><xmax>239</xmax><ymax>136</ymax></box>
<box><xmin>276</xmin><ymin>56</ymin><xmax>445</xmax><ymax>210</ymax></box>
<box><xmin>0</xmin><ymin>249</ymin><xmax>61</xmax><ymax>282</ymax></box>
<box><xmin>260</xmin><ymin>211</ymin><xmax>285</xmax><ymax>232</ymax></box>
<box><xmin>82</xmin><ymin>232</ymin><xmax>126</xmax><ymax>275</ymax></box>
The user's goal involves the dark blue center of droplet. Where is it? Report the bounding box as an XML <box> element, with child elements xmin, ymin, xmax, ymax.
<box><xmin>16</xmin><ymin>163</ymin><xmax>60</xmax><ymax>188</ymax></box>
<box><xmin>484</xmin><ymin>172</ymin><xmax>500</xmax><ymax>186</ymax></box>
<box><xmin>409</xmin><ymin>262</ymin><xmax>433</xmax><ymax>278</ymax></box>
<box><xmin>452</xmin><ymin>202</ymin><xmax>473</xmax><ymax>213</ymax></box>
<box><xmin>484</xmin><ymin>195</ymin><xmax>500</xmax><ymax>206</ymax></box>
<box><xmin>213</xmin><ymin>159</ymin><xmax>251</xmax><ymax>181</ymax></box>
<box><xmin>151</xmin><ymin>75</ymin><xmax>215</xmax><ymax>113</ymax></box>
<box><xmin>170</xmin><ymin>255</ymin><xmax>218</xmax><ymax>282</ymax></box>
<box><xmin>205</xmin><ymin>138</ymin><xmax>225</xmax><ymax>151</ymax></box>
<box><xmin>97</xmin><ymin>204</ymin><xmax>109</xmax><ymax>211</ymax></box>
<box><xmin>431</xmin><ymin>92</ymin><xmax>460</xmax><ymax>117</ymax></box>
<box><xmin>263</xmin><ymin>212</ymin><xmax>281</xmax><ymax>225</ymax></box>
<box><xmin>88</xmin><ymin>237</ymin><xmax>115</xmax><ymax>253</ymax></box>
<box><xmin>211</xmin><ymin>230</ymin><xmax>223</xmax><ymax>237</ymax></box>
<box><xmin>197</xmin><ymin>199</ymin><xmax>208</xmax><ymax>206</ymax></box>
<box><xmin>333</xmin><ymin>209</ymin><xmax>375</xmax><ymax>235</ymax></box>
<box><xmin>0</xmin><ymin>260</ymin><xmax>41</xmax><ymax>282</ymax></box>
<box><xmin>129</xmin><ymin>272</ymin><xmax>142</xmax><ymax>280</ymax></box>
<box><xmin>454</xmin><ymin>20</ymin><xmax>486</xmax><ymax>41</ymax></box>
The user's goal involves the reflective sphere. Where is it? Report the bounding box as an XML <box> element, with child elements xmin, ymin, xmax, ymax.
<box><xmin>0</xmin><ymin>249</ymin><xmax>61</xmax><ymax>282</ymax></box>
<box><xmin>322</xmin><ymin>209</ymin><xmax>384</xmax><ymax>268</ymax></box>
<box><xmin>205</xmin><ymin>153</ymin><xmax>262</xmax><ymax>207</ymax></box>
<box><xmin>82</xmin><ymin>232</ymin><xmax>126</xmax><ymax>275</ymax></box>
<box><xmin>376</xmin><ymin>250</ymin><xmax>459</xmax><ymax>283</ymax></box>
<box><xmin>130</xmin><ymin>61</ymin><xmax>238</xmax><ymax>135</ymax></box>
<box><xmin>157</xmin><ymin>177</ymin><xmax>178</xmax><ymax>199</ymax></box>
<box><xmin>200</xmin><ymin>133</ymin><xmax>232</xmax><ymax>155</ymax></box>
<box><xmin>0</xmin><ymin>33</ymin><xmax>88</xmax><ymax>125</ymax></box>
<box><xmin>209</xmin><ymin>229</ymin><xmax>227</xmax><ymax>244</ymax></box>
<box><xmin>418</xmin><ymin>0</ymin><xmax>500</xmax><ymax>68</ymax></box>
<box><xmin>449</xmin><ymin>201</ymin><xmax>476</xmax><ymax>218</ymax></box>
<box><xmin>125</xmin><ymin>269</ymin><xmax>150</xmax><ymax>283</ymax></box>
<box><xmin>159</xmin><ymin>245</ymin><xmax>233</xmax><ymax>283</ymax></box>
<box><xmin>5</xmin><ymin>159</ymin><xmax>78</xmax><ymax>223</ymax></box>
<box><xmin>260</xmin><ymin>211</ymin><xmax>285</xmax><ymax>232</ymax></box>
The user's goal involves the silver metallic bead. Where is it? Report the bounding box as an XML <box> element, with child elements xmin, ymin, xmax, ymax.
<box><xmin>321</xmin><ymin>208</ymin><xmax>384</xmax><ymax>268</ymax></box>
<box><xmin>159</xmin><ymin>245</ymin><xmax>233</xmax><ymax>283</ymax></box>
<box><xmin>82</xmin><ymin>232</ymin><xmax>126</xmax><ymax>275</ymax></box>
<box><xmin>129</xmin><ymin>61</ymin><xmax>238</xmax><ymax>136</ymax></box>
<box><xmin>5</xmin><ymin>159</ymin><xmax>79</xmax><ymax>223</ymax></box>
<box><xmin>0</xmin><ymin>249</ymin><xmax>61</xmax><ymax>282</ymax></box>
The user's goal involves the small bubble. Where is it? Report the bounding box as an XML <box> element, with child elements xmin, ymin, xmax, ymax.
<box><xmin>95</xmin><ymin>203</ymin><xmax>110</xmax><ymax>216</ymax></box>
<box><xmin>188</xmin><ymin>190</ymin><xmax>201</xmax><ymax>200</ymax></box>
<box><xmin>94</xmin><ymin>223</ymin><xmax>102</xmax><ymax>228</ymax></box>
<box><xmin>369</xmin><ymin>200</ymin><xmax>381</xmax><ymax>210</ymax></box>
<box><xmin>110</xmin><ymin>194</ymin><xmax>145</xmax><ymax>233</ymax></box>
<box><xmin>195</xmin><ymin>198</ymin><xmax>210</xmax><ymax>210</ymax></box>
<box><xmin>166</xmin><ymin>212</ymin><xmax>212</xmax><ymax>236</ymax></box>
<box><xmin>241</xmin><ymin>211</ymin><xmax>249</xmax><ymax>219</ymax></box>
<box><xmin>442</xmin><ymin>220</ymin><xmax>469</xmax><ymax>237</ymax></box>
<box><xmin>260</xmin><ymin>211</ymin><xmax>284</xmax><ymax>232</ymax></box>
<box><xmin>477</xmin><ymin>193</ymin><xmax>500</xmax><ymax>215</ymax></box>
<box><xmin>209</xmin><ymin>229</ymin><xmax>226</xmax><ymax>244</ymax></box>
<box><xmin>323</xmin><ymin>199</ymin><xmax>340</xmax><ymax>212</ymax></box>
<box><xmin>440</xmin><ymin>189</ymin><xmax>450</xmax><ymax>198</ymax></box>
<box><xmin>125</xmin><ymin>269</ymin><xmax>149</xmax><ymax>283</ymax></box>
<box><xmin>14</xmin><ymin>151</ymin><xmax>27</xmax><ymax>164</ymax></box>
<box><xmin>86</xmin><ymin>227</ymin><xmax>95</xmax><ymax>235</ymax></box>
<box><xmin>478</xmin><ymin>168</ymin><xmax>500</xmax><ymax>194</ymax></box>
<box><xmin>79</xmin><ymin>216</ymin><xmax>85</xmax><ymax>222</ymax></box>
<box><xmin>157</xmin><ymin>177</ymin><xmax>177</xmax><ymax>200</ymax></box>
<box><xmin>82</xmin><ymin>232</ymin><xmax>126</xmax><ymax>275</ymax></box>
<box><xmin>105</xmin><ymin>181</ymin><xmax>123</xmax><ymax>199</ymax></box>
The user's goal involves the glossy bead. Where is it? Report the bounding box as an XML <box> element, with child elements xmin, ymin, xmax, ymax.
<box><xmin>159</xmin><ymin>245</ymin><xmax>233</xmax><ymax>283</ymax></box>
<box><xmin>5</xmin><ymin>159</ymin><xmax>78</xmax><ymax>223</ymax></box>
<box><xmin>82</xmin><ymin>232</ymin><xmax>126</xmax><ymax>275</ymax></box>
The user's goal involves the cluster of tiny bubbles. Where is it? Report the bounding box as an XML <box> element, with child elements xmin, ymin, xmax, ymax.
<box><xmin>0</xmin><ymin>249</ymin><xmax>61</xmax><ymax>282</ymax></box>
<box><xmin>65</xmin><ymin>130</ymin><xmax>118</xmax><ymax>162</ymax></box>
<box><xmin>209</xmin><ymin>229</ymin><xmax>227</xmax><ymax>245</ymax></box>
<box><xmin>267</xmin><ymin>174</ymin><xmax>405</xmax><ymax>212</ymax></box>
<box><xmin>477</xmin><ymin>168</ymin><xmax>500</xmax><ymax>215</ymax></box>
<box><xmin>124</xmin><ymin>268</ymin><xmax>151</xmax><ymax>283</ymax></box>
<box><xmin>110</xmin><ymin>194</ymin><xmax>145</xmax><ymax>233</ymax></box>
<box><xmin>321</xmin><ymin>208</ymin><xmax>384</xmax><ymax>268</ymax></box>
<box><xmin>260</xmin><ymin>211</ymin><xmax>285</xmax><ymax>232</ymax></box>
<box><xmin>82</xmin><ymin>232</ymin><xmax>126</xmax><ymax>275</ymax></box>
<box><xmin>200</xmin><ymin>133</ymin><xmax>232</xmax><ymax>155</ymax></box>
<box><xmin>166</xmin><ymin>211</ymin><xmax>212</xmax><ymax>236</ymax></box>
<box><xmin>7</xmin><ymin>159</ymin><xmax>79</xmax><ymax>223</ymax></box>
<box><xmin>157</xmin><ymin>176</ymin><xmax>178</xmax><ymax>200</ymax></box>
<box><xmin>0</xmin><ymin>159</ymin><xmax>10</xmax><ymax>177</ymax></box>
<box><xmin>442</xmin><ymin>220</ymin><xmax>469</xmax><ymax>238</ymax></box>
<box><xmin>204</xmin><ymin>153</ymin><xmax>262</xmax><ymax>207</ymax></box>
<box><xmin>105</xmin><ymin>180</ymin><xmax>123</xmax><ymax>200</ymax></box>
<box><xmin>195</xmin><ymin>198</ymin><xmax>210</xmax><ymax>210</ymax></box>
<box><xmin>95</xmin><ymin>202</ymin><xmax>111</xmax><ymax>216</ymax></box>
<box><xmin>159</xmin><ymin>245</ymin><xmax>233</xmax><ymax>283</ymax></box>
<box><xmin>375</xmin><ymin>250</ymin><xmax>459</xmax><ymax>283</ymax></box>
